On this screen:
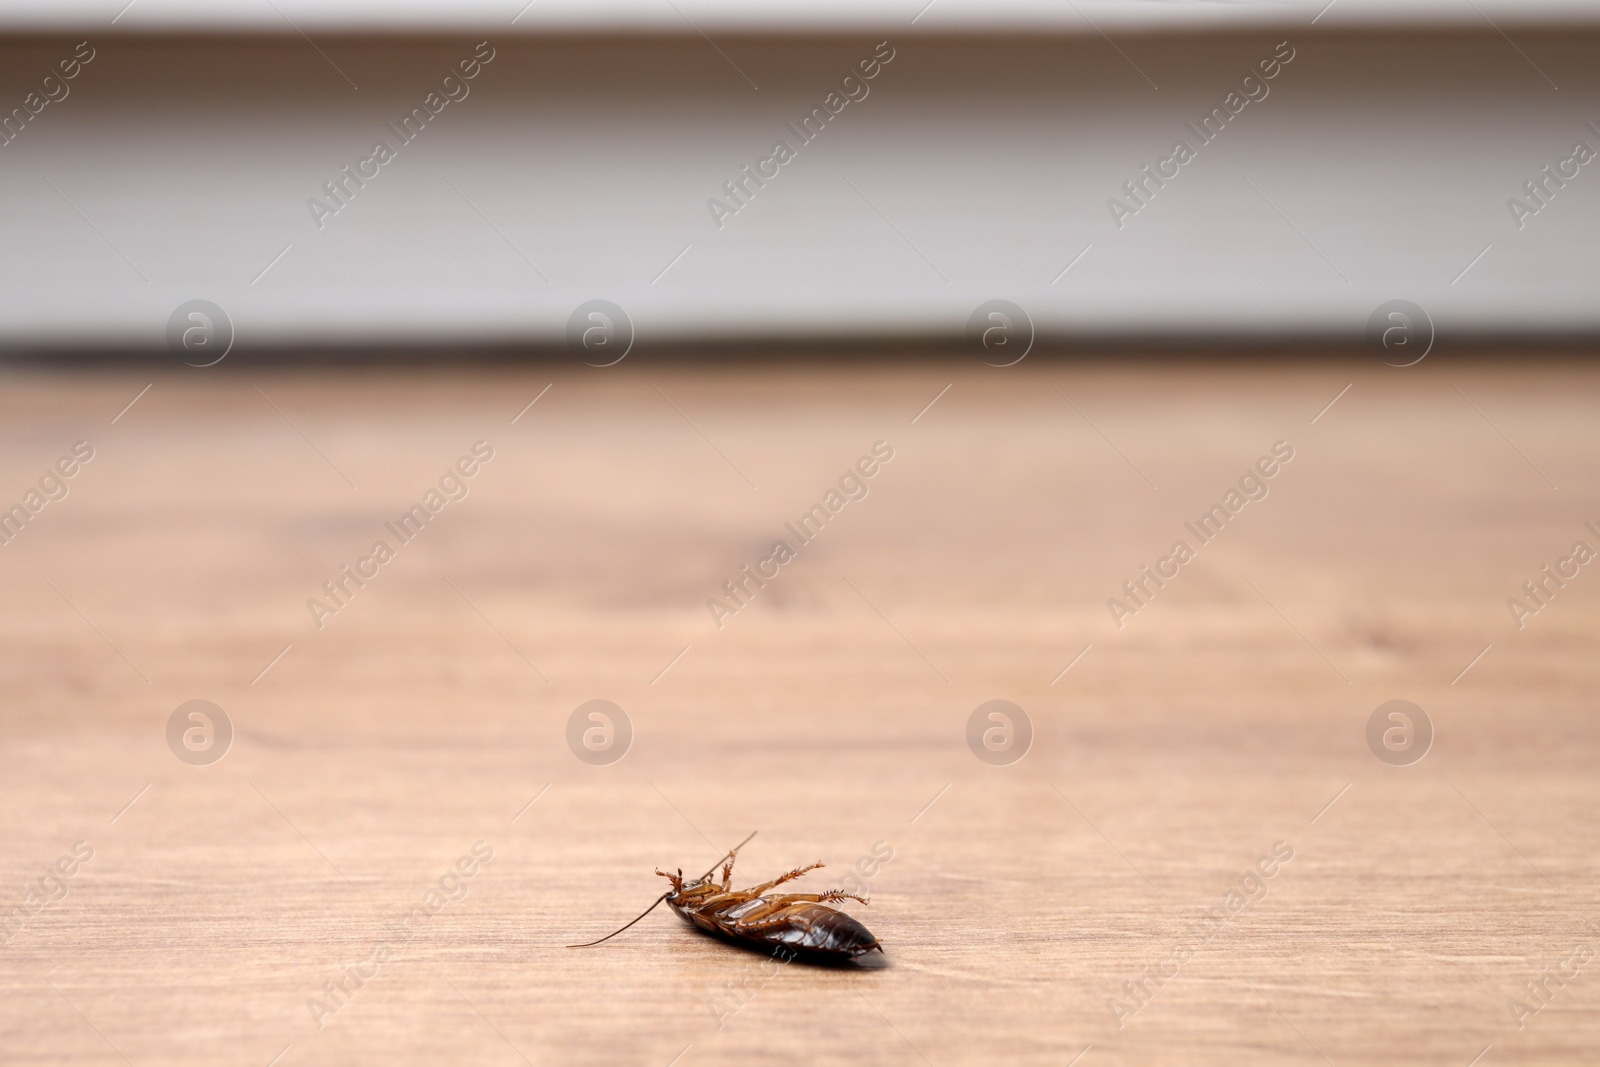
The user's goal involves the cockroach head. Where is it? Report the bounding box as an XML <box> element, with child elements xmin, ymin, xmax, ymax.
<box><xmin>654</xmin><ymin>867</ymin><xmax>688</xmax><ymax>897</ymax></box>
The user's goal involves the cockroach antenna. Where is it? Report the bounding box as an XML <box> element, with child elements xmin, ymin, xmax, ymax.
<box><xmin>567</xmin><ymin>830</ymin><xmax>758</xmax><ymax>949</ymax></box>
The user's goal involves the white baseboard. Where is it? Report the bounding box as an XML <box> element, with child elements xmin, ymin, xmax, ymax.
<box><xmin>1</xmin><ymin>30</ymin><xmax>1596</xmax><ymax>350</ymax></box>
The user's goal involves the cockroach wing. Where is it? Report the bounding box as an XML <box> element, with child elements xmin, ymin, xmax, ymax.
<box><xmin>755</xmin><ymin>904</ymin><xmax>881</xmax><ymax>960</ymax></box>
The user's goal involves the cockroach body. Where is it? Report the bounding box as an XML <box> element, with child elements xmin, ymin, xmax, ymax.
<box><xmin>569</xmin><ymin>832</ymin><xmax>884</xmax><ymax>964</ymax></box>
<box><xmin>660</xmin><ymin>861</ymin><xmax>881</xmax><ymax>963</ymax></box>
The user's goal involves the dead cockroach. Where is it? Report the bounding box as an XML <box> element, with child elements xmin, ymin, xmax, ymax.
<box><xmin>568</xmin><ymin>832</ymin><xmax>883</xmax><ymax>964</ymax></box>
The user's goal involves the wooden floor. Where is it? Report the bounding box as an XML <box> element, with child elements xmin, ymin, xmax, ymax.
<box><xmin>1</xmin><ymin>355</ymin><xmax>1596</xmax><ymax>1066</ymax></box>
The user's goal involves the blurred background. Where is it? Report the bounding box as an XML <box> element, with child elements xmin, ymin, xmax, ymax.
<box><xmin>1</xmin><ymin>0</ymin><xmax>1598</xmax><ymax>349</ymax></box>
<box><xmin>2</xmin><ymin>4</ymin><xmax>1598</xmax><ymax>1067</ymax></box>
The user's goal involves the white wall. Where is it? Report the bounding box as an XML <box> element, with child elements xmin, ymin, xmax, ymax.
<box><xmin>0</xmin><ymin>26</ymin><xmax>1596</xmax><ymax>350</ymax></box>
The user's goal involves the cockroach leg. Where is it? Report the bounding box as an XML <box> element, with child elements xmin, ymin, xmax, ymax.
<box><xmin>754</xmin><ymin>890</ymin><xmax>869</xmax><ymax>907</ymax></box>
<box><xmin>744</xmin><ymin>860</ymin><xmax>824</xmax><ymax>895</ymax></box>
<box><xmin>817</xmin><ymin>890</ymin><xmax>870</xmax><ymax>907</ymax></box>
<box><xmin>720</xmin><ymin>837</ymin><xmax>756</xmax><ymax>889</ymax></box>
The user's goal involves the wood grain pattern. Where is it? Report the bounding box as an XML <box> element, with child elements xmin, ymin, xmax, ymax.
<box><xmin>1</xmin><ymin>356</ymin><xmax>1596</xmax><ymax>1066</ymax></box>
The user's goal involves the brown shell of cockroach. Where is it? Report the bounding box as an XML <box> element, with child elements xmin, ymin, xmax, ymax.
<box><xmin>568</xmin><ymin>832</ymin><xmax>885</xmax><ymax>965</ymax></box>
